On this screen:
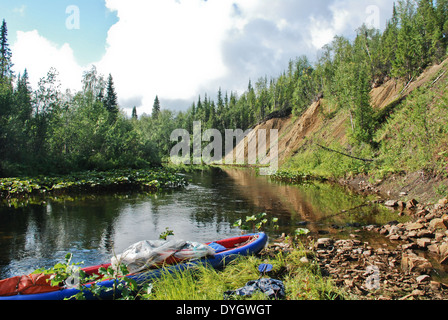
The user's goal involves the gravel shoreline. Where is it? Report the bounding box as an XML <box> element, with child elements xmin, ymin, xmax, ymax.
<box><xmin>266</xmin><ymin>197</ymin><xmax>448</xmax><ymax>300</ymax></box>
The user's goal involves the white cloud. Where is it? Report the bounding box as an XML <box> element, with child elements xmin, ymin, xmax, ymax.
<box><xmin>10</xmin><ymin>1</ymin><xmax>395</xmax><ymax>115</ymax></box>
<box><xmin>98</xmin><ymin>0</ymin><xmax>235</xmax><ymax>114</ymax></box>
<box><xmin>12</xmin><ymin>30</ymin><xmax>84</xmax><ymax>93</ymax></box>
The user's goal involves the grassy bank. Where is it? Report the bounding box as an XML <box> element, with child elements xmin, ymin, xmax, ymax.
<box><xmin>144</xmin><ymin>245</ymin><xmax>346</xmax><ymax>300</ymax></box>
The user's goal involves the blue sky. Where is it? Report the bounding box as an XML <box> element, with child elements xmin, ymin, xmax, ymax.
<box><xmin>0</xmin><ymin>0</ymin><xmax>394</xmax><ymax>115</ymax></box>
<box><xmin>0</xmin><ymin>0</ymin><xmax>117</xmax><ymax>65</ymax></box>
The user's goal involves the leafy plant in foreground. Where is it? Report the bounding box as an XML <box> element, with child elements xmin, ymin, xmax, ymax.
<box><xmin>233</xmin><ymin>213</ymin><xmax>279</xmax><ymax>233</ymax></box>
<box><xmin>33</xmin><ymin>253</ymin><xmax>149</xmax><ymax>300</ymax></box>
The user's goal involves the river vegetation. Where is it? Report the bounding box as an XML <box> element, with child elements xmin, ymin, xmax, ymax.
<box><xmin>0</xmin><ymin>168</ymin><xmax>188</xmax><ymax>200</ymax></box>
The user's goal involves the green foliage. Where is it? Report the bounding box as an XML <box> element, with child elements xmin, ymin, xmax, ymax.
<box><xmin>33</xmin><ymin>253</ymin><xmax>83</xmax><ymax>287</ymax></box>
<box><xmin>34</xmin><ymin>253</ymin><xmax>149</xmax><ymax>300</ymax></box>
<box><xmin>271</xmin><ymin>170</ymin><xmax>326</xmax><ymax>184</ymax></box>
<box><xmin>159</xmin><ymin>227</ymin><xmax>175</xmax><ymax>240</ymax></box>
<box><xmin>233</xmin><ymin>212</ymin><xmax>279</xmax><ymax>233</ymax></box>
<box><xmin>0</xmin><ymin>168</ymin><xmax>188</xmax><ymax>199</ymax></box>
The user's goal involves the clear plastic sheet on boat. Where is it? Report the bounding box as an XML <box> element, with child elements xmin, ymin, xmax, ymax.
<box><xmin>111</xmin><ymin>240</ymin><xmax>216</xmax><ymax>274</ymax></box>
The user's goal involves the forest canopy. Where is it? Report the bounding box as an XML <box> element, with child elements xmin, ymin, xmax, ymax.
<box><xmin>0</xmin><ymin>0</ymin><xmax>447</xmax><ymax>177</ymax></box>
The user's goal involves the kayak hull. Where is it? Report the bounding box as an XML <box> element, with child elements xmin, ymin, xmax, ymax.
<box><xmin>0</xmin><ymin>233</ymin><xmax>267</xmax><ymax>300</ymax></box>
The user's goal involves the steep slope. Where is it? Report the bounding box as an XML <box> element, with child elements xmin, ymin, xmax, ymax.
<box><xmin>224</xmin><ymin>57</ymin><xmax>448</xmax><ymax>202</ymax></box>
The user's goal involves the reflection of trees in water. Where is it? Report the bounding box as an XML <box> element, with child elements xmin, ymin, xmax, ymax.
<box><xmin>0</xmin><ymin>197</ymin><xmax>124</xmax><ymax>276</ymax></box>
<box><xmin>221</xmin><ymin>168</ymin><xmax>404</xmax><ymax>233</ymax></box>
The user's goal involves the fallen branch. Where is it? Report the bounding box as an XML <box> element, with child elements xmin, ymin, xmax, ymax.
<box><xmin>431</xmin><ymin>70</ymin><xmax>447</xmax><ymax>86</ymax></box>
<box><xmin>399</xmin><ymin>76</ymin><xmax>414</xmax><ymax>96</ymax></box>
<box><xmin>316</xmin><ymin>144</ymin><xmax>375</xmax><ymax>162</ymax></box>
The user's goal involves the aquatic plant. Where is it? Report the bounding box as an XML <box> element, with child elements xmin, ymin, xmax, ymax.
<box><xmin>270</xmin><ymin>170</ymin><xmax>327</xmax><ymax>184</ymax></box>
<box><xmin>0</xmin><ymin>168</ymin><xmax>188</xmax><ymax>199</ymax></box>
<box><xmin>233</xmin><ymin>213</ymin><xmax>279</xmax><ymax>233</ymax></box>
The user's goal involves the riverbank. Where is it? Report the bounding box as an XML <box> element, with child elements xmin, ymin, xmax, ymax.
<box><xmin>340</xmin><ymin>171</ymin><xmax>448</xmax><ymax>206</ymax></box>
<box><xmin>264</xmin><ymin>195</ymin><xmax>448</xmax><ymax>300</ymax></box>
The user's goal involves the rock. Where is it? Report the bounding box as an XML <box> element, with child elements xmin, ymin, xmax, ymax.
<box><xmin>427</xmin><ymin>244</ymin><xmax>439</xmax><ymax>254</ymax></box>
<box><xmin>438</xmin><ymin>198</ymin><xmax>448</xmax><ymax>206</ymax></box>
<box><xmin>389</xmin><ymin>234</ymin><xmax>401</xmax><ymax>240</ymax></box>
<box><xmin>385</xmin><ymin>200</ymin><xmax>398</xmax><ymax>207</ymax></box>
<box><xmin>416</xmin><ymin>209</ymin><xmax>429</xmax><ymax>217</ymax></box>
<box><xmin>411</xmin><ymin>289</ymin><xmax>425</xmax><ymax>296</ymax></box>
<box><xmin>416</xmin><ymin>238</ymin><xmax>432</xmax><ymax>248</ymax></box>
<box><xmin>407</xmin><ymin>199</ymin><xmax>419</xmax><ymax>209</ymax></box>
<box><xmin>439</xmin><ymin>243</ymin><xmax>448</xmax><ymax>257</ymax></box>
<box><xmin>402</xmin><ymin>243</ymin><xmax>419</xmax><ymax>250</ymax></box>
<box><xmin>315</xmin><ymin>238</ymin><xmax>334</xmax><ymax>249</ymax></box>
<box><xmin>430</xmin><ymin>281</ymin><xmax>441</xmax><ymax>290</ymax></box>
<box><xmin>440</xmin><ymin>255</ymin><xmax>448</xmax><ymax>265</ymax></box>
<box><xmin>406</xmin><ymin>222</ymin><xmax>424</xmax><ymax>231</ymax></box>
<box><xmin>416</xmin><ymin>275</ymin><xmax>431</xmax><ymax>283</ymax></box>
<box><xmin>416</xmin><ymin>229</ymin><xmax>433</xmax><ymax>238</ymax></box>
<box><xmin>299</xmin><ymin>256</ymin><xmax>309</xmax><ymax>264</ymax></box>
<box><xmin>401</xmin><ymin>251</ymin><xmax>433</xmax><ymax>274</ymax></box>
<box><xmin>429</xmin><ymin>217</ymin><xmax>448</xmax><ymax>230</ymax></box>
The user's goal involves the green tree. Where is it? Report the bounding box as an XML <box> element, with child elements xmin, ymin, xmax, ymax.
<box><xmin>15</xmin><ymin>69</ymin><xmax>33</xmax><ymax>123</ymax></box>
<box><xmin>416</xmin><ymin>0</ymin><xmax>441</xmax><ymax>63</ymax></box>
<box><xmin>104</xmin><ymin>74</ymin><xmax>119</xmax><ymax>121</ymax></box>
<box><xmin>30</xmin><ymin>68</ymin><xmax>62</xmax><ymax>168</ymax></box>
<box><xmin>393</xmin><ymin>0</ymin><xmax>426</xmax><ymax>79</ymax></box>
<box><xmin>292</xmin><ymin>56</ymin><xmax>317</xmax><ymax>115</ymax></box>
<box><xmin>152</xmin><ymin>95</ymin><xmax>160</xmax><ymax>119</ymax></box>
<box><xmin>0</xmin><ymin>19</ymin><xmax>13</xmax><ymax>82</ymax></box>
<box><xmin>436</xmin><ymin>0</ymin><xmax>448</xmax><ymax>50</ymax></box>
<box><xmin>0</xmin><ymin>78</ymin><xmax>13</xmax><ymax>176</ymax></box>
<box><xmin>379</xmin><ymin>4</ymin><xmax>399</xmax><ymax>79</ymax></box>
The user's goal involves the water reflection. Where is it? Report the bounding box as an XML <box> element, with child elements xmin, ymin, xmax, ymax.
<box><xmin>222</xmin><ymin>168</ymin><xmax>408</xmax><ymax>235</ymax></box>
<box><xmin>0</xmin><ymin>168</ymin><xmax>407</xmax><ymax>278</ymax></box>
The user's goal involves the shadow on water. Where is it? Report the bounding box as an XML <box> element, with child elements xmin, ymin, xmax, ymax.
<box><xmin>0</xmin><ymin>167</ymin><xmax>409</xmax><ymax>278</ymax></box>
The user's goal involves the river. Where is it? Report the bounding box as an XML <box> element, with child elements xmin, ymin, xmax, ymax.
<box><xmin>0</xmin><ymin>168</ymin><xmax>407</xmax><ymax>279</ymax></box>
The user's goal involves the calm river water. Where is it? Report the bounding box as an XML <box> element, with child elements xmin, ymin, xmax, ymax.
<box><xmin>0</xmin><ymin>168</ymin><xmax>406</xmax><ymax>278</ymax></box>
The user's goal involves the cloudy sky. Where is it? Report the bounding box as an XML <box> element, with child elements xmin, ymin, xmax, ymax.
<box><xmin>0</xmin><ymin>0</ymin><xmax>395</xmax><ymax>115</ymax></box>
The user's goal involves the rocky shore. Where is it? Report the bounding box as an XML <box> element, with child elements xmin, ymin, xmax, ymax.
<box><xmin>267</xmin><ymin>197</ymin><xmax>448</xmax><ymax>300</ymax></box>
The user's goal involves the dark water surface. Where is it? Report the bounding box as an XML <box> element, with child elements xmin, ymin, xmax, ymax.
<box><xmin>0</xmin><ymin>168</ymin><xmax>406</xmax><ymax>279</ymax></box>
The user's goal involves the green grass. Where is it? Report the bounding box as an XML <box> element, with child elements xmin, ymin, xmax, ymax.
<box><xmin>141</xmin><ymin>243</ymin><xmax>348</xmax><ymax>301</ymax></box>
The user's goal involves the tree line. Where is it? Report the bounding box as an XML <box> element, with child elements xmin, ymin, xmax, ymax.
<box><xmin>0</xmin><ymin>0</ymin><xmax>447</xmax><ymax>177</ymax></box>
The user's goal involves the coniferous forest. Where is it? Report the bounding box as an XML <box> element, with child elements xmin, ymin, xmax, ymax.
<box><xmin>0</xmin><ymin>0</ymin><xmax>447</xmax><ymax>177</ymax></box>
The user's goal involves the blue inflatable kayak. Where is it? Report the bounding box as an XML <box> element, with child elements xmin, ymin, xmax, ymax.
<box><xmin>0</xmin><ymin>233</ymin><xmax>267</xmax><ymax>300</ymax></box>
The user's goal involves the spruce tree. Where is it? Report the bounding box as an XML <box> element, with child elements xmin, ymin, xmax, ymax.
<box><xmin>152</xmin><ymin>95</ymin><xmax>160</xmax><ymax>119</ymax></box>
<box><xmin>0</xmin><ymin>19</ymin><xmax>13</xmax><ymax>82</ymax></box>
<box><xmin>132</xmin><ymin>106</ymin><xmax>138</xmax><ymax>120</ymax></box>
<box><xmin>104</xmin><ymin>74</ymin><xmax>118</xmax><ymax>120</ymax></box>
<box><xmin>380</xmin><ymin>4</ymin><xmax>399</xmax><ymax>78</ymax></box>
